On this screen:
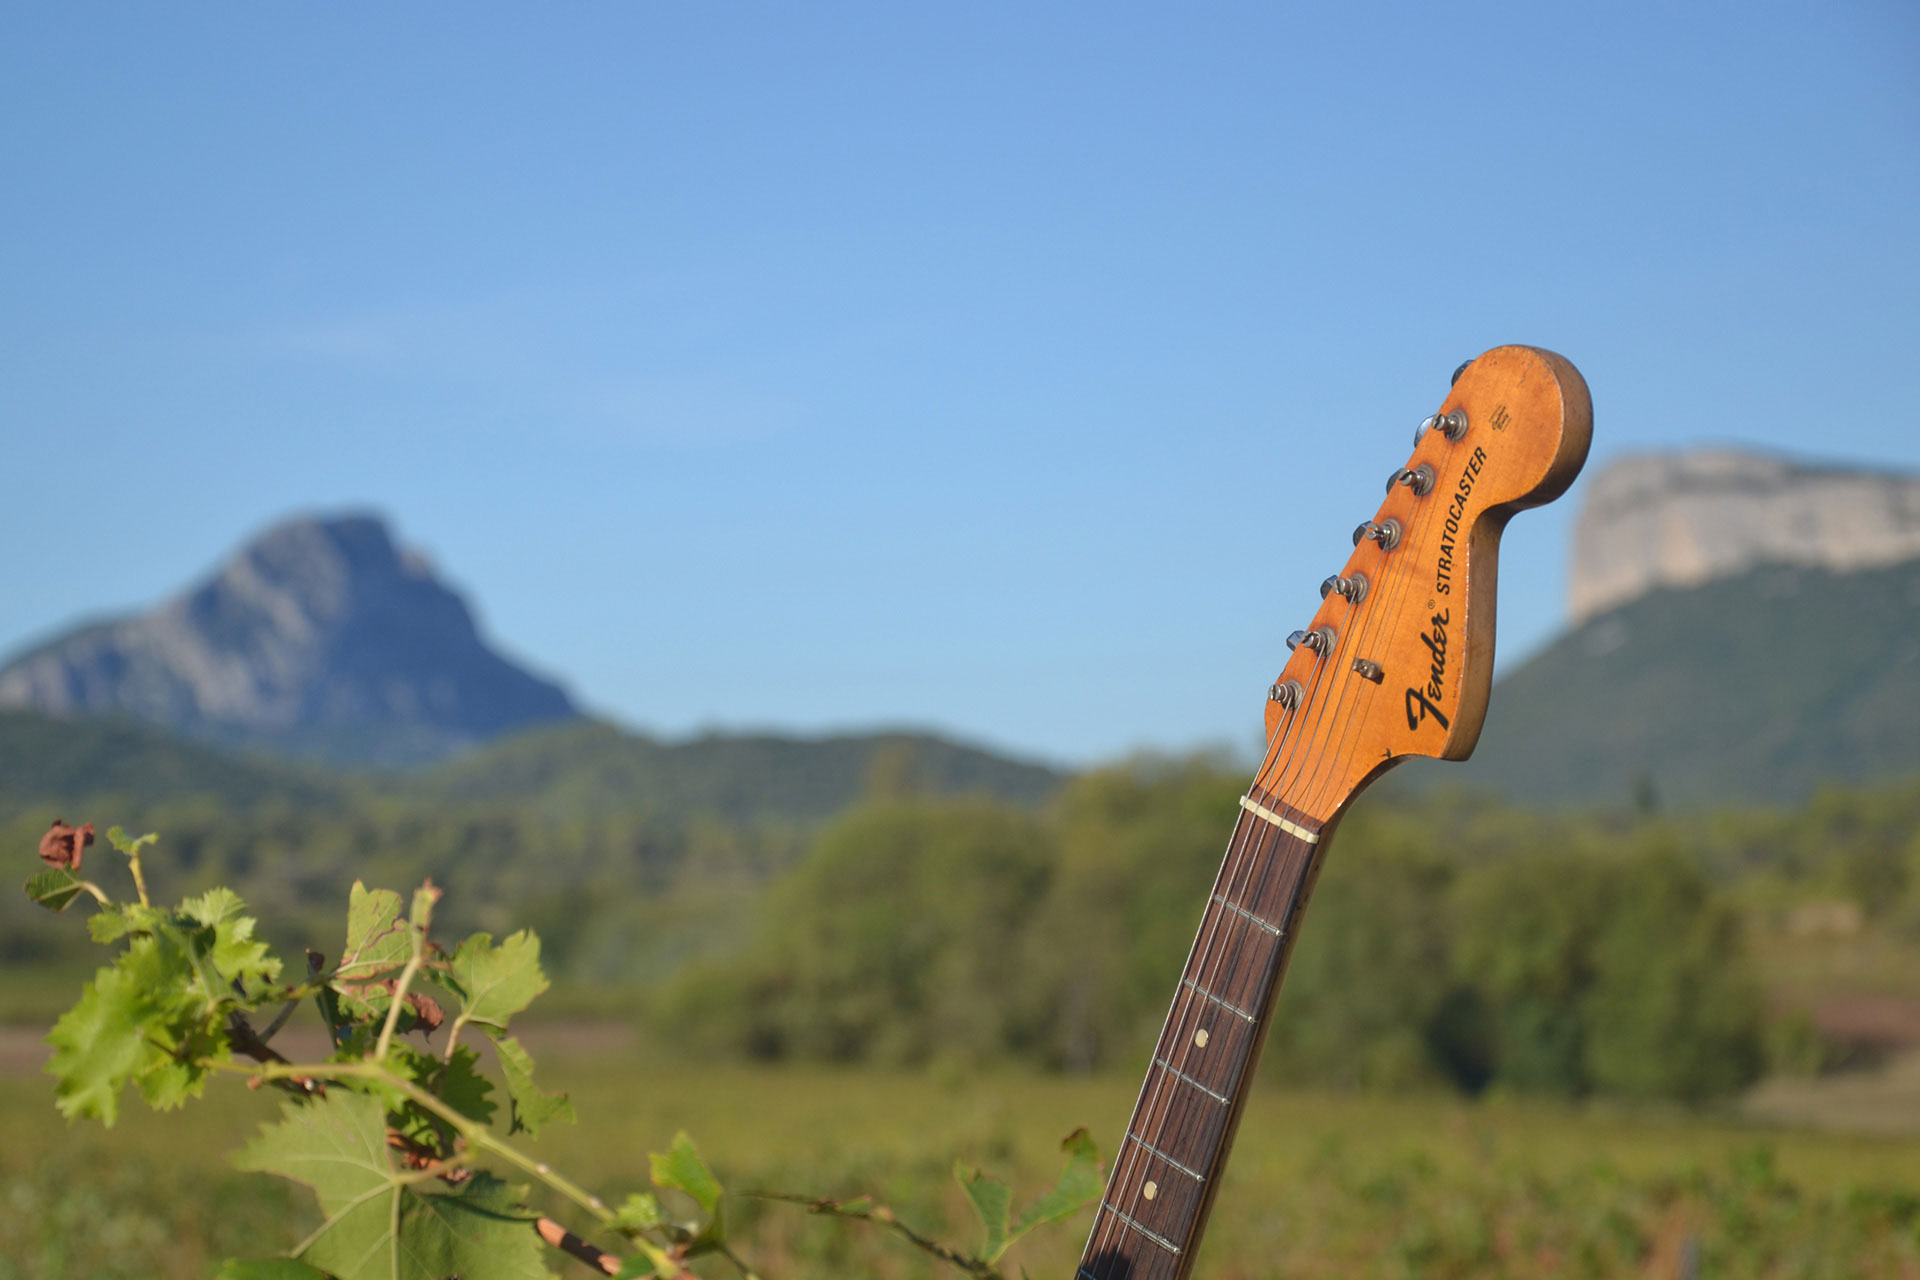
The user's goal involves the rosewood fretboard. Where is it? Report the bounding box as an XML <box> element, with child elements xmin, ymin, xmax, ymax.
<box><xmin>1073</xmin><ymin>791</ymin><xmax>1324</xmax><ymax>1280</ymax></box>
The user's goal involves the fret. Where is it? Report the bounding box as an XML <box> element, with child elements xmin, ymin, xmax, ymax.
<box><xmin>1103</xmin><ymin>1133</ymin><xmax>1208</xmax><ymax>1259</ymax></box>
<box><xmin>1098</xmin><ymin>1201</ymin><xmax>1183</xmax><ymax>1255</ymax></box>
<box><xmin>1126</xmin><ymin>1131</ymin><xmax>1205</xmax><ymax>1181</ymax></box>
<box><xmin>1180</xmin><ymin>977</ymin><xmax>1254</xmax><ymax>1022</ymax></box>
<box><xmin>1186</xmin><ymin>902</ymin><xmax>1280</xmax><ymax>1015</ymax></box>
<box><xmin>1160</xmin><ymin>980</ymin><xmax>1255</xmax><ymax>1098</ymax></box>
<box><xmin>1124</xmin><ymin>1063</ymin><xmax>1231</xmax><ymax>1176</ymax></box>
<box><xmin>1235</xmin><ymin>833</ymin><xmax>1317</xmax><ymax>932</ymax></box>
<box><xmin>1208</xmin><ymin>892</ymin><xmax>1282</xmax><ymax>937</ymax></box>
<box><xmin>1153</xmin><ymin>1056</ymin><xmax>1229</xmax><ymax>1105</ymax></box>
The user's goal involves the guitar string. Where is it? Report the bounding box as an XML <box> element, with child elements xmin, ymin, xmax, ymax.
<box><xmin>1080</xmin><ymin>504</ymin><xmax>1353</xmax><ymax>1271</ymax></box>
<box><xmin>1082</xmin><ymin>424</ymin><xmax>1428</xmax><ymax>1271</ymax></box>
<box><xmin>1080</xmin><ymin>810</ymin><xmax>1283</xmax><ymax>1275</ymax></box>
<box><xmin>1285</xmin><ymin>422</ymin><xmax>1453</xmax><ymax>821</ymax></box>
<box><xmin>1080</xmin><ymin>691</ymin><xmax>1324</xmax><ymax>1270</ymax></box>
<box><xmin>1084</xmin><ymin>414</ymin><xmax>1458</xmax><ymax>1272</ymax></box>
<box><xmin>1262</xmin><ymin>412</ymin><xmax>1450</xmax><ymax>813</ymax></box>
<box><xmin>1095</xmin><ymin>525</ymin><xmax>1366</xmax><ymax>1255</ymax></box>
<box><xmin>1294</xmin><ymin>410</ymin><xmax>1464</xmax><ymax>823</ymax></box>
<box><xmin>1085</xmin><ymin>419</ymin><xmax>1437</xmax><ymax>1269</ymax></box>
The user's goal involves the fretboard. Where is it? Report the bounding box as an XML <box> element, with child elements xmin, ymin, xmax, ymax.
<box><xmin>1073</xmin><ymin>791</ymin><xmax>1324</xmax><ymax>1280</ymax></box>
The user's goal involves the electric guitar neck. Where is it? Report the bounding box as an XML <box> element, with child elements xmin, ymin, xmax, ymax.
<box><xmin>1074</xmin><ymin>345</ymin><xmax>1593</xmax><ymax>1280</ymax></box>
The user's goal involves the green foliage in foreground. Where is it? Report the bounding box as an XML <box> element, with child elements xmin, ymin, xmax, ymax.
<box><xmin>23</xmin><ymin>833</ymin><xmax>1099</xmax><ymax>1280</ymax></box>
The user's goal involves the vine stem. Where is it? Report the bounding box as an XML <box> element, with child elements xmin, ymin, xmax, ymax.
<box><xmin>748</xmin><ymin>1191</ymin><xmax>996</xmax><ymax>1277</ymax></box>
<box><xmin>213</xmin><ymin>1058</ymin><xmax>691</xmax><ymax>1278</ymax></box>
<box><xmin>126</xmin><ymin>850</ymin><xmax>150</xmax><ymax>908</ymax></box>
<box><xmin>374</xmin><ymin>890</ymin><xmax>435</xmax><ymax>1063</ymax></box>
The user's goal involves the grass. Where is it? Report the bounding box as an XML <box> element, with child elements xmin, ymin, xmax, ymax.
<box><xmin>4</xmin><ymin>1025</ymin><xmax>1920</xmax><ymax>1279</ymax></box>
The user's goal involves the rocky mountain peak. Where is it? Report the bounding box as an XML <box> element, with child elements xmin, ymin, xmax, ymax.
<box><xmin>0</xmin><ymin>513</ymin><xmax>577</xmax><ymax>764</ymax></box>
<box><xmin>1569</xmin><ymin>449</ymin><xmax>1920</xmax><ymax>622</ymax></box>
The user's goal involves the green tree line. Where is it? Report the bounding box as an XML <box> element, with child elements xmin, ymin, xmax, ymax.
<box><xmin>11</xmin><ymin>759</ymin><xmax>1920</xmax><ymax>1099</ymax></box>
<box><xmin>662</xmin><ymin>762</ymin><xmax>1788</xmax><ymax>1101</ymax></box>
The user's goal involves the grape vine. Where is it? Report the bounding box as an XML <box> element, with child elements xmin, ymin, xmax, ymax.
<box><xmin>26</xmin><ymin>820</ymin><xmax>1101</xmax><ymax>1280</ymax></box>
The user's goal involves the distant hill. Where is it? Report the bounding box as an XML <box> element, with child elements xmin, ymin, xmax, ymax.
<box><xmin>416</xmin><ymin>719</ymin><xmax>1066</xmax><ymax>822</ymax></box>
<box><xmin>1423</xmin><ymin>558</ymin><xmax>1920</xmax><ymax>808</ymax></box>
<box><xmin>0</xmin><ymin>515</ymin><xmax>578</xmax><ymax>765</ymax></box>
<box><xmin>0</xmin><ymin>708</ymin><xmax>1064</xmax><ymax>826</ymax></box>
<box><xmin>0</xmin><ymin>709</ymin><xmax>341</xmax><ymax>814</ymax></box>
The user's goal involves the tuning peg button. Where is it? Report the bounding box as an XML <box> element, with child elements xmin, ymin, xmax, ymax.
<box><xmin>1352</xmin><ymin>518</ymin><xmax>1403</xmax><ymax>550</ymax></box>
<box><xmin>1286</xmin><ymin>625</ymin><xmax>1337</xmax><ymax>655</ymax></box>
<box><xmin>1320</xmin><ymin>572</ymin><xmax>1370</xmax><ymax>603</ymax></box>
<box><xmin>1386</xmin><ymin>464</ymin><xmax>1436</xmax><ymax>496</ymax></box>
<box><xmin>1415</xmin><ymin>409</ymin><xmax>1468</xmax><ymax>445</ymax></box>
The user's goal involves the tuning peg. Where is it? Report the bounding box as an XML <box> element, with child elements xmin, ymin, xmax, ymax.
<box><xmin>1386</xmin><ymin>464</ymin><xmax>1435</xmax><ymax>496</ymax></box>
<box><xmin>1451</xmin><ymin>359</ymin><xmax>1473</xmax><ymax>386</ymax></box>
<box><xmin>1320</xmin><ymin>572</ymin><xmax>1369</xmax><ymax>603</ymax></box>
<box><xmin>1286</xmin><ymin>625</ymin><xmax>1336</xmax><ymax>655</ymax></box>
<box><xmin>1267</xmin><ymin>679</ymin><xmax>1303</xmax><ymax>710</ymax></box>
<box><xmin>1415</xmin><ymin>409</ymin><xmax>1468</xmax><ymax>445</ymax></box>
<box><xmin>1352</xmin><ymin>518</ymin><xmax>1402</xmax><ymax>550</ymax></box>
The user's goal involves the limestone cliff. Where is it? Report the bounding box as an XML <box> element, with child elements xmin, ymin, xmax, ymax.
<box><xmin>1570</xmin><ymin>449</ymin><xmax>1920</xmax><ymax>622</ymax></box>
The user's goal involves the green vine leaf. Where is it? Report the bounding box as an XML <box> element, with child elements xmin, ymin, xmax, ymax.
<box><xmin>956</xmin><ymin>1128</ymin><xmax>1103</xmax><ymax>1265</ymax></box>
<box><xmin>650</xmin><ymin>1131</ymin><xmax>722</xmax><ymax>1217</ymax></box>
<box><xmin>46</xmin><ymin>952</ymin><xmax>172</xmax><ymax>1124</ymax></box>
<box><xmin>46</xmin><ymin>931</ymin><xmax>232</xmax><ymax>1124</ymax></box>
<box><xmin>87</xmin><ymin>902</ymin><xmax>154</xmax><ymax>944</ymax></box>
<box><xmin>182</xmin><ymin>887</ymin><xmax>283</xmax><ymax>987</ymax></box>
<box><xmin>490</xmin><ymin>1034</ymin><xmax>574</xmax><ymax>1136</ymax></box>
<box><xmin>436</xmin><ymin>1045</ymin><xmax>499</xmax><ymax>1127</ymax></box>
<box><xmin>650</xmin><ymin>1130</ymin><xmax>726</xmax><ymax>1253</ymax></box>
<box><xmin>333</xmin><ymin>883</ymin><xmax>412</xmax><ymax>1017</ymax></box>
<box><xmin>234</xmin><ymin>1092</ymin><xmax>556</xmax><ymax>1280</ymax></box>
<box><xmin>610</xmin><ymin>1191</ymin><xmax>667</xmax><ymax>1233</ymax></box>
<box><xmin>1006</xmin><ymin>1128</ymin><xmax>1103</xmax><ymax>1247</ymax></box>
<box><xmin>215</xmin><ymin>1260</ymin><xmax>335</xmax><ymax>1280</ymax></box>
<box><xmin>953</xmin><ymin>1162</ymin><xmax>1012</xmax><ymax>1263</ymax></box>
<box><xmin>447</xmin><ymin>931</ymin><xmax>550</xmax><ymax>1031</ymax></box>
<box><xmin>25</xmin><ymin>867</ymin><xmax>93</xmax><ymax>913</ymax></box>
<box><xmin>106</xmin><ymin>825</ymin><xmax>158</xmax><ymax>857</ymax></box>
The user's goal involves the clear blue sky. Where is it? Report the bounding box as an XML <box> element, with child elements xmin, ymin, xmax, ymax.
<box><xmin>4</xmin><ymin>3</ymin><xmax>1915</xmax><ymax>765</ymax></box>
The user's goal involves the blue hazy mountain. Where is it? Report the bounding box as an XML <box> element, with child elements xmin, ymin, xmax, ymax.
<box><xmin>0</xmin><ymin>514</ymin><xmax>578</xmax><ymax>765</ymax></box>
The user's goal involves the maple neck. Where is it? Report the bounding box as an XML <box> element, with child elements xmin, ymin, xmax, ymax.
<box><xmin>1073</xmin><ymin>789</ymin><xmax>1325</xmax><ymax>1280</ymax></box>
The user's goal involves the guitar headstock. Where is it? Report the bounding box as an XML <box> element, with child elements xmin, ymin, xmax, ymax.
<box><xmin>1252</xmin><ymin>345</ymin><xmax>1591</xmax><ymax>823</ymax></box>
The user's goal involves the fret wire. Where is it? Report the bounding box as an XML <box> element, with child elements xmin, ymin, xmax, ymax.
<box><xmin>1180</xmin><ymin>976</ymin><xmax>1255</xmax><ymax>1022</ymax></box>
<box><xmin>1208</xmin><ymin>892</ymin><xmax>1283</xmax><ymax>937</ymax></box>
<box><xmin>1154</xmin><ymin>1056</ymin><xmax>1230</xmax><ymax>1105</ymax></box>
<box><xmin>1099</xmin><ymin>1201</ymin><xmax>1183</xmax><ymax>1255</ymax></box>
<box><xmin>1126</xmin><ymin>1131</ymin><xmax>1206</xmax><ymax>1181</ymax></box>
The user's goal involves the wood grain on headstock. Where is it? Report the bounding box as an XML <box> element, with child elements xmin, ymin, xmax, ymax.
<box><xmin>1253</xmin><ymin>345</ymin><xmax>1592</xmax><ymax>824</ymax></box>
